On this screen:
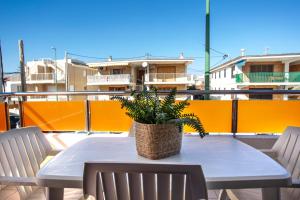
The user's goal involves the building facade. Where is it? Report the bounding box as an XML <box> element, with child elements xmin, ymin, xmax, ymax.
<box><xmin>5</xmin><ymin>58</ymin><xmax>92</xmax><ymax>101</ymax></box>
<box><xmin>210</xmin><ymin>53</ymin><xmax>300</xmax><ymax>100</ymax></box>
<box><xmin>5</xmin><ymin>55</ymin><xmax>197</xmax><ymax>101</ymax></box>
<box><xmin>86</xmin><ymin>58</ymin><xmax>195</xmax><ymax>92</ymax></box>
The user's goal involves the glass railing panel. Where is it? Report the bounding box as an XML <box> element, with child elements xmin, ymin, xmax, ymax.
<box><xmin>183</xmin><ymin>100</ymin><xmax>232</xmax><ymax>133</ymax></box>
<box><xmin>236</xmin><ymin>72</ymin><xmax>286</xmax><ymax>83</ymax></box>
<box><xmin>248</xmin><ymin>72</ymin><xmax>285</xmax><ymax>83</ymax></box>
<box><xmin>90</xmin><ymin>101</ymin><xmax>132</xmax><ymax>132</ymax></box>
<box><xmin>289</xmin><ymin>72</ymin><xmax>300</xmax><ymax>82</ymax></box>
<box><xmin>0</xmin><ymin>103</ymin><xmax>8</xmax><ymax>131</ymax></box>
<box><xmin>23</xmin><ymin>101</ymin><xmax>86</xmax><ymax>131</ymax></box>
<box><xmin>13</xmin><ymin>97</ymin><xmax>300</xmax><ymax>134</ymax></box>
<box><xmin>238</xmin><ymin>100</ymin><xmax>300</xmax><ymax>133</ymax></box>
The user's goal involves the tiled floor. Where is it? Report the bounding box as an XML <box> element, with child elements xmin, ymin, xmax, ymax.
<box><xmin>0</xmin><ymin>186</ymin><xmax>19</xmax><ymax>200</ymax></box>
<box><xmin>1</xmin><ymin>187</ymin><xmax>221</xmax><ymax>200</ymax></box>
<box><xmin>208</xmin><ymin>190</ymin><xmax>221</xmax><ymax>200</ymax></box>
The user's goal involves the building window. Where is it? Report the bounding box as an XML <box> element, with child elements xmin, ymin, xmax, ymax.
<box><xmin>231</xmin><ymin>67</ymin><xmax>235</xmax><ymax>78</ymax></box>
<box><xmin>224</xmin><ymin>69</ymin><xmax>226</xmax><ymax>78</ymax></box>
<box><xmin>112</xmin><ymin>69</ymin><xmax>123</xmax><ymax>74</ymax></box>
<box><xmin>250</xmin><ymin>65</ymin><xmax>274</xmax><ymax>72</ymax></box>
<box><xmin>218</xmin><ymin>71</ymin><xmax>221</xmax><ymax>78</ymax></box>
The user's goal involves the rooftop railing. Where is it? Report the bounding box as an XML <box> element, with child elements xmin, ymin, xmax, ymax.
<box><xmin>236</xmin><ymin>72</ymin><xmax>300</xmax><ymax>83</ymax></box>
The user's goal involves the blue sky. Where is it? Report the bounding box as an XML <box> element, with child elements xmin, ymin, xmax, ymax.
<box><xmin>0</xmin><ymin>0</ymin><xmax>299</xmax><ymax>73</ymax></box>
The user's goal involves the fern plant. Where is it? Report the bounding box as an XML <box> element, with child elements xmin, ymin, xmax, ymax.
<box><xmin>111</xmin><ymin>87</ymin><xmax>207</xmax><ymax>138</ymax></box>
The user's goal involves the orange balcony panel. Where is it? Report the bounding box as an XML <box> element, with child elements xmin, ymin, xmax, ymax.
<box><xmin>0</xmin><ymin>103</ymin><xmax>8</xmax><ymax>131</ymax></box>
<box><xmin>23</xmin><ymin>101</ymin><xmax>86</xmax><ymax>131</ymax></box>
<box><xmin>238</xmin><ymin>100</ymin><xmax>300</xmax><ymax>133</ymax></box>
<box><xmin>184</xmin><ymin>100</ymin><xmax>232</xmax><ymax>133</ymax></box>
<box><xmin>90</xmin><ymin>101</ymin><xmax>132</xmax><ymax>132</ymax></box>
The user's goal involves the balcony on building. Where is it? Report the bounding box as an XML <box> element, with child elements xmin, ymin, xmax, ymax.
<box><xmin>144</xmin><ymin>73</ymin><xmax>194</xmax><ymax>85</ymax></box>
<box><xmin>87</xmin><ymin>74</ymin><xmax>131</xmax><ymax>86</ymax></box>
<box><xmin>236</xmin><ymin>72</ymin><xmax>300</xmax><ymax>84</ymax></box>
<box><xmin>6</xmin><ymin>72</ymin><xmax>65</xmax><ymax>84</ymax></box>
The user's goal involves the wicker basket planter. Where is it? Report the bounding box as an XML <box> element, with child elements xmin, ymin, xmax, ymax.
<box><xmin>134</xmin><ymin>121</ymin><xmax>182</xmax><ymax>160</ymax></box>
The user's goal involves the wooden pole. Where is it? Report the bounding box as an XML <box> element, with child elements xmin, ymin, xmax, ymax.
<box><xmin>0</xmin><ymin>40</ymin><xmax>5</xmax><ymax>102</ymax></box>
<box><xmin>0</xmin><ymin>40</ymin><xmax>4</xmax><ymax>94</ymax></box>
<box><xmin>19</xmin><ymin>40</ymin><xmax>27</xmax><ymax>101</ymax></box>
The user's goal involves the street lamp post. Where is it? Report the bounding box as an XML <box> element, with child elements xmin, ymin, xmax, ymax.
<box><xmin>204</xmin><ymin>0</ymin><xmax>210</xmax><ymax>99</ymax></box>
<box><xmin>51</xmin><ymin>47</ymin><xmax>58</xmax><ymax>101</ymax></box>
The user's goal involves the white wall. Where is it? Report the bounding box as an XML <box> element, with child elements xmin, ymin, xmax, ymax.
<box><xmin>210</xmin><ymin>66</ymin><xmax>237</xmax><ymax>100</ymax></box>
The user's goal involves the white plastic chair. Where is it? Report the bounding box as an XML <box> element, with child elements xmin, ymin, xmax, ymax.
<box><xmin>83</xmin><ymin>162</ymin><xmax>208</xmax><ymax>200</ymax></box>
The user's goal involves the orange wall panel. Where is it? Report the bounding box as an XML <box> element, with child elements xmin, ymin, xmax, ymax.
<box><xmin>183</xmin><ymin>100</ymin><xmax>232</xmax><ymax>133</ymax></box>
<box><xmin>238</xmin><ymin>100</ymin><xmax>300</xmax><ymax>133</ymax></box>
<box><xmin>90</xmin><ymin>101</ymin><xmax>132</xmax><ymax>132</ymax></box>
<box><xmin>0</xmin><ymin>103</ymin><xmax>8</xmax><ymax>132</ymax></box>
<box><xmin>23</xmin><ymin>101</ymin><xmax>86</xmax><ymax>131</ymax></box>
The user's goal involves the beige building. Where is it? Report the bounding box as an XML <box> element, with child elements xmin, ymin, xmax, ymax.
<box><xmin>210</xmin><ymin>53</ymin><xmax>300</xmax><ymax>100</ymax></box>
<box><xmin>86</xmin><ymin>57</ymin><xmax>195</xmax><ymax>92</ymax></box>
<box><xmin>6</xmin><ymin>58</ymin><xmax>92</xmax><ymax>101</ymax></box>
<box><xmin>5</xmin><ymin>55</ymin><xmax>196</xmax><ymax>100</ymax></box>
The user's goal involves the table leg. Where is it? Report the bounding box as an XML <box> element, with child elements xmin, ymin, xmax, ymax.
<box><xmin>262</xmin><ymin>188</ymin><xmax>280</xmax><ymax>200</ymax></box>
<box><xmin>46</xmin><ymin>187</ymin><xmax>64</xmax><ymax>200</ymax></box>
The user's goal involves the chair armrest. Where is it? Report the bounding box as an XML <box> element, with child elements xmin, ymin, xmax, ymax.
<box><xmin>48</xmin><ymin>149</ymin><xmax>61</xmax><ymax>156</ymax></box>
<box><xmin>261</xmin><ymin>149</ymin><xmax>277</xmax><ymax>160</ymax></box>
<box><xmin>0</xmin><ymin>176</ymin><xmax>37</xmax><ymax>186</ymax></box>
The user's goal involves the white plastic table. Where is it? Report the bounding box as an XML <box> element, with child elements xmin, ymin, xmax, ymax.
<box><xmin>37</xmin><ymin>136</ymin><xmax>291</xmax><ymax>200</ymax></box>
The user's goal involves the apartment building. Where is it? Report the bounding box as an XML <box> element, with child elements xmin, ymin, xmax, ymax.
<box><xmin>86</xmin><ymin>56</ymin><xmax>195</xmax><ymax>92</ymax></box>
<box><xmin>5</xmin><ymin>55</ymin><xmax>197</xmax><ymax>100</ymax></box>
<box><xmin>210</xmin><ymin>53</ymin><xmax>300</xmax><ymax>100</ymax></box>
<box><xmin>5</xmin><ymin>58</ymin><xmax>92</xmax><ymax>101</ymax></box>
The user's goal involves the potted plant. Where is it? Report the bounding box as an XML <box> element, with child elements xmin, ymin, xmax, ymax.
<box><xmin>112</xmin><ymin>88</ymin><xmax>206</xmax><ymax>159</ymax></box>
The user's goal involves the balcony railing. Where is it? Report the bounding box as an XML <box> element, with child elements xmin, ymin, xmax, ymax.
<box><xmin>289</xmin><ymin>72</ymin><xmax>300</xmax><ymax>82</ymax></box>
<box><xmin>236</xmin><ymin>72</ymin><xmax>300</xmax><ymax>83</ymax></box>
<box><xmin>30</xmin><ymin>73</ymin><xmax>55</xmax><ymax>81</ymax></box>
<box><xmin>1</xmin><ymin>90</ymin><xmax>300</xmax><ymax>134</ymax></box>
<box><xmin>7</xmin><ymin>73</ymin><xmax>65</xmax><ymax>82</ymax></box>
<box><xmin>87</xmin><ymin>74</ymin><xmax>131</xmax><ymax>85</ymax></box>
<box><xmin>145</xmin><ymin>73</ymin><xmax>193</xmax><ymax>83</ymax></box>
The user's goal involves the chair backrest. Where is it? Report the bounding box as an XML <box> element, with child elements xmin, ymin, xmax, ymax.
<box><xmin>272</xmin><ymin>126</ymin><xmax>300</xmax><ymax>198</ymax></box>
<box><xmin>0</xmin><ymin>127</ymin><xmax>52</xmax><ymax>199</ymax></box>
<box><xmin>83</xmin><ymin>162</ymin><xmax>208</xmax><ymax>200</ymax></box>
<box><xmin>273</xmin><ymin>126</ymin><xmax>300</xmax><ymax>171</ymax></box>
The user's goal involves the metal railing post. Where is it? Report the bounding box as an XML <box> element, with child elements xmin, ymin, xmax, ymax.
<box><xmin>231</xmin><ymin>100</ymin><xmax>238</xmax><ymax>138</ymax></box>
<box><xmin>4</xmin><ymin>102</ymin><xmax>10</xmax><ymax>130</ymax></box>
<box><xmin>18</xmin><ymin>101</ymin><xmax>23</xmax><ymax>128</ymax></box>
<box><xmin>85</xmin><ymin>100</ymin><xmax>91</xmax><ymax>133</ymax></box>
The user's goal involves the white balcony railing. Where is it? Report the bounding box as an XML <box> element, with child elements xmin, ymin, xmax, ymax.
<box><xmin>87</xmin><ymin>74</ymin><xmax>131</xmax><ymax>85</ymax></box>
<box><xmin>30</xmin><ymin>73</ymin><xmax>54</xmax><ymax>81</ymax></box>
<box><xmin>145</xmin><ymin>73</ymin><xmax>194</xmax><ymax>84</ymax></box>
<box><xmin>7</xmin><ymin>73</ymin><xmax>65</xmax><ymax>83</ymax></box>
